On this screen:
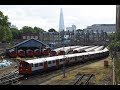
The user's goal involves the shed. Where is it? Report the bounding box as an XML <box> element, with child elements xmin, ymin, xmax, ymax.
<box><xmin>8</xmin><ymin>39</ymin><xmax>49</xmax><ymax>51</ymax></box>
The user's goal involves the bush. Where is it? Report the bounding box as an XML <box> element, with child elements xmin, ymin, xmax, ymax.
<box><xmin>108</xmin><ymin>29</ymin><xmax>120</xmax><ymax>52</ymax></box>
<box><xmin>108</xmin><ymin>41</ymin><xmax>120</xmax><ymax>51</ymax></box>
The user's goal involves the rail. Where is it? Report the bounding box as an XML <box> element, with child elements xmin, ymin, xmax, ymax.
<box><xmin>74</xmin><ymin>74</ymin><xmax>85</xmax><ymax>85</ymax></box>
<box><xmin>84</xmin><ymin>74</ymin><xmax>94</xmax><ymax>85</ymax></box>
<box><xmin>74</xmin><ymin>74</ymin><xmax>95</xmax><ymax>85</ymax></box>
<box><xmin>0</xmin><ymin>70</ymin><xmax>23</xmax><ymax>85</ymax></box>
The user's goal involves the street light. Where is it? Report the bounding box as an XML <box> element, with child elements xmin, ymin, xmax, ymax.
<box><xmin>60</xmin><ymin>30</ymin><xmax>66</xmax><ymax>78</ymax></box>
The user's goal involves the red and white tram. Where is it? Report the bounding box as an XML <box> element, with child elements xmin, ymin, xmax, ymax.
<box><xmin>8</xmin><ymin>49</ymin><xmax>17</xmax><ymax>58</ymax></box>
<box><xmin>73</xmin><ymin>46</ymin><xmax>91</xmax><ymax>53</ymax></box>
<box><xmin>19</xmin><ymin>47</ymin><xmax>109</xmax><ymax>75</ymax></box>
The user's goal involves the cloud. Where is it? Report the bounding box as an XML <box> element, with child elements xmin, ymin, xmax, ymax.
<box><xmin>0</xmin><ymin>5</ymin><xmax>116</xmax><ymax>31</ymax></box>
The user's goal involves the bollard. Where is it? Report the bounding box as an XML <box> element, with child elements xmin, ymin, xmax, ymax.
<box><xmin>104</xmin><ymin>60</ymin><xmax>109</xmax><ymax>67</ymax></box>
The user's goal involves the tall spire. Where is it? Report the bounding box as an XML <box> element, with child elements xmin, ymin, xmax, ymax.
<box><xmin>59</xmin><ymin>8</ymin><xmax>65</xmax><ymax>32</ymax></box>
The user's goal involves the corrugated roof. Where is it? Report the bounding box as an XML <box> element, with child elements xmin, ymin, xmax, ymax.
<box><xmin>9</xmin><ymin>39</ymin><xmax>49</xmax><ymax>50</ymax></box>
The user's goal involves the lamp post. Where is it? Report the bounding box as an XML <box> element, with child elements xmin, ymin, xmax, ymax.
<box><xmin>61</xmin><ymin>30</ymin><xmax>66</xmax><ymax>78</ymax></box>
<box><xmin>116</xmin><ymin>5</ymin><xmax>120</xmax><ymax>31</ymax></box>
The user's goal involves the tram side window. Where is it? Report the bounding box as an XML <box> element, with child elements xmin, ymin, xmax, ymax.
<box><xmin>71</xmin><ymin>57</ymin><xmax>73</xmax><ymax>60</ymax></box>
<box><xmin>39</xmin><ymin>63</ymin><xmax>43</xmax><ymax>66</ymax></box>
<box><xmin>25</xmin><ymin>63</ymin><xmax>30</xmax><ymax>67</ymax></box>
<box><xmin>48</xmin><ymin>61</ymin><xmax>51</xmax><ymax>64</ymax></box>
<box><xmin>60</xmin><ymin>59</ymin><xmax>62</xmax><ymax>62</ymax></box>
<box><xmin>80</xmin><ymin>56</ymin><xmax>82</xmax><ymax>59</ymax></box>
<box><xmin>53</xmin><ymin>61</ymin><xmax>55</xmax><ymax>63</ymax></box>
<box><xmin>31</xmin><ymin>63</ymin><xmax>33</xmax><ymax>67</ymax></box>
<box><xmin>35</xmin><ymin>63</ymin><xmax>38</xmax><ymax>67</ymax></box>
<box><xmin>60</xmin><ymin>59</ymin><xmax>64</xmax><ymax>62</ymax></box>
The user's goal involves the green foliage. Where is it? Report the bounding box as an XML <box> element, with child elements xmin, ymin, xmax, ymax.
<box><xmin>10</xmin><ymin>28</ymin><xmax>21</xmax><ymax>39</ymax></box>
<box><xmin>0</xmin><ymin>11</ymin><xmax>13</xmax><ymax>43</ymax></box>
<box><xmin>108</xmin><ymin>29</ymin><xmax>120</xmax><ymax>52</ymax></box>
<box><xmin>0</xmin><ymin>26</ymin><xmax>4</xmax><ymax>40</ymax></box>
<box><xmin>115</xmin><ymin>30</ymin><xmax>120</xmax><ymax>41</ymax></box>
<box><xmin>34</xmin><ymin>26</ymin><xmax>46</xmax><ymax>33</ymax></box>
<box><xmin>5</xmin><ymin>27</ymin><xmax>13</xmax><ymax>42</ymax></box>
<box><xmin>20</xmin><ymin>26</ymin><xmax>46</xmax><ymax>34</ymax></box>
<box><xmin>76</xmin><ymin>29</ymin><xmax>83</xmax><ymax>32</ymax></box>
<box><xmin>48</xmin><ymin>28</ymin><xmax>57</xmax><ymax>32</ymax></box>
<box><xmin>20</xmin><ymin>26</ymin><xmax>34</xmax><ymax>33</ymax></box>
<box><xmin>108</xmin><ymin>33</ymin><xmax>115</xmax><ymax>41</ymax></box>
<box><xmin>108</xmin><ymin>41</ymin><xmax>120</xmax><ymax>51</ymax></box>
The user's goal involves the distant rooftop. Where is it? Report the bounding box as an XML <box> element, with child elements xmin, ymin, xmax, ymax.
<box><xmin>92</xmin><ymin>24</ymin><xmax>116</xmax><ymax>26</ymax></box>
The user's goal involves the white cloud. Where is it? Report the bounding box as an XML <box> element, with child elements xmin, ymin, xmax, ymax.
<box><xmin>0</xmin><ymin>5</ymin><xmax>116</xmax><ymax>31</ymax></box>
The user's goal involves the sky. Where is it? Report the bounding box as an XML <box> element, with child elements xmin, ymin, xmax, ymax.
<box><xmin>0</xmin><ymin>5</ymin><xmax>116</xmax><ymax>31</ymax></box>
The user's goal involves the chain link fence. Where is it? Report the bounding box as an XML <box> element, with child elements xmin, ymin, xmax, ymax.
<box><xmin>110</xmin><ymin>49</ymin><xmax>120</xmax><ymax>84</ymax></box>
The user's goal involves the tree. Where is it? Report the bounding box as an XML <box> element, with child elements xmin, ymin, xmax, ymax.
<box><xmin>108</xmin><ymin>33</ymin><xmax>115</xmax><ymax>42</ymax></box>
<box><xmin>20</xmin><ymin>26</ymin><xmax>33</xmax><ymax>33</ymax></box>
<box><xmin>48</xmin><ymin>28</ymin><xmax>57</xmax><ymax>32</ymax></box>
<box><xmin>115</xmin><ymin>30</ymin><xmax>120</xmax><ymax>41</ymax></box>
<box><xmin>20</xmin><ymin>26</ymin><xmax>46</xmax><ymax>34</ymax></box>
<box><xmin>5</xmin><ymin>27</ymin><xmax>13</xmax><ymax>42</ymax></box>
<box><xmin>76</xmin><ymin>29</ymin><xmax>83</xmax><ymax>32</ymax></box>
<box><xmin>10</xmin><ymin>28</ymin><xmax>21</xmax><ymax>39</ymax></box>
<box><xmin>108</xmin><ymin>29</ymin><xmax>120</xmax><ymax>52</ymax></box>
<box><xmin>33</xmin><ymin>26</ymin><xmax>46</xmax><ymax>33</ymax></box>
<box><xmin>0</xmin><ymin>11</ymin><xmax>12</xmax><ymax>43</ymax></box>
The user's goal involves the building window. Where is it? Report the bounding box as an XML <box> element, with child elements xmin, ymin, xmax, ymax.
<box><xmin>31</xmin><ymin>36</ymin><xmax>34</xmax><ymax>39</ymax></box>
<box><xmin>35</xmin><ymin>36</ymin><xmax>38</xmax><ymax>39</ymax></box>
<box><xmin>27</xmin><ymin>36</ymin><xmax>30</xmax><ymax>39</ymax></box>
<box><xmin>23</xmin><ymin>36</ymin><xmax>26</xmax><ymax>39</ymax></box>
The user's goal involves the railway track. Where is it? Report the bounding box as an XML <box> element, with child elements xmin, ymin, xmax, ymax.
<box><xmin>74</xmin><ymin>74</ymin><xmax>95</xmax><ymax>85</ymax></box>
<box><xmin>0</xmin><ymin>57</ymin><xmax>107</xmax><ymax>85</ymax></box>
<box><xmin>19</xmin><ymin>58</ymin><xmax>105</xmax><ymax>85</ymax></box>
<box><xmin>0</xmin><ymin>70</ymin><xmax>23</xmax><ymax>85</ymax></box>
<box><xmin>0</xmin><ymin>62</ymin><xmax>86</xmax><ymax>85</ymax></box>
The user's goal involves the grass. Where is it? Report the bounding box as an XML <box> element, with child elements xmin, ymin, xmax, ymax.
<box><xmin>40</xmin><ymin>57</ymin><xmax>112</xmax><ymax>85</ymax></box>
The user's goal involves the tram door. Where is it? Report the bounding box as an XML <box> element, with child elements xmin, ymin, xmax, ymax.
<box><xmin>75</xmin><ymin>57</ymin><xmax>77</xmax><ymax>63</ymax></box>
<box><xmin>56</xmin><ymin>60</ymin><xmax>59</xmax><ymax>69</ymax></box>
<box><xmin>65</xmin><ymin>58</ymin><xmax>69</xmax><ymax>65</ymax></box>
<box><xmin>44</xmin><ymin>61</ymin><xmax>48</xmax><ymax>70</ymax></box>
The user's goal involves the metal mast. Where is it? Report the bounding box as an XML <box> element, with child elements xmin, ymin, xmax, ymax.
<box><xmin>59</xmin><ymin>8</ymin><xmax>66</xmax><ymax>78</ymax></box>
<box><xmin>116</xmin><ymin>5</ymin><xmax>120</xmax><ymax>31</ymax></box>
